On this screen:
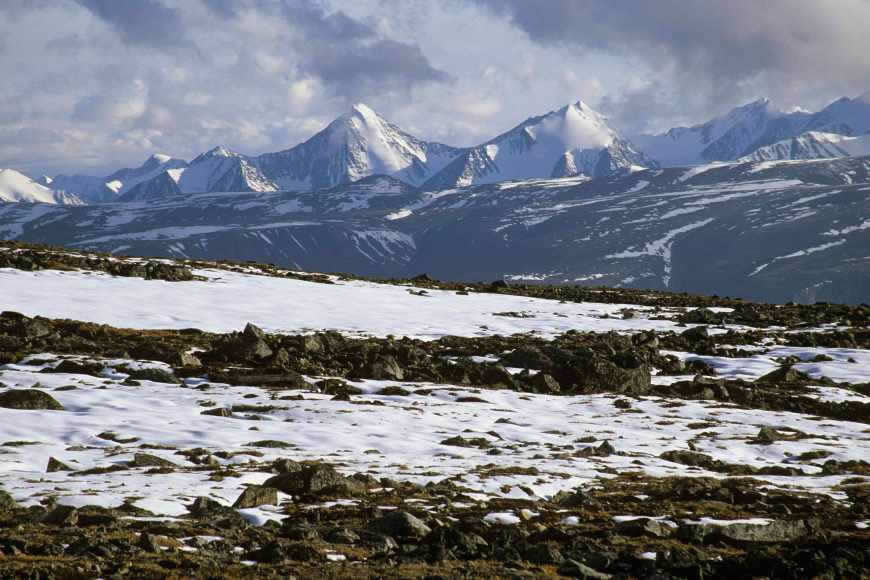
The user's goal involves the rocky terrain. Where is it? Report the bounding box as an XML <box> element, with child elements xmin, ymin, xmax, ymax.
<box><xmin>0</xmin><ymin>244</ymin><xmax>869</xmax><ymax>578</ymax></box>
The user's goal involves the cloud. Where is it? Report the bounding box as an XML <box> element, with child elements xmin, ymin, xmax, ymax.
<box><xmin>205</xmin><ymin>0</ymin><xmax>449</xmax><ymax>94</ymax></box>
<box><xmin>472</xmin><ymin>0</ymin><xmax>870</xmax><ymax>130</ymax></box>
<box><xmin>1</xmin><ymin>0</ymin><xmax>869</xmax><ymax>175</ymax></box>
<box><xmin>75</xmin><ymin>0</ymin><xmax>188</xmax><ymax>47</ymax></box>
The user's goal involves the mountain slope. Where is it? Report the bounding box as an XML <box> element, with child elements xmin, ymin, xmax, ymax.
<box><xmin>738</xmin><ymin>131</ymin><xmax>870</xmax><ymax>163</ymax></box>
<box><xmin>424</xmin><ymin>101</ymin><xmax>652</xmax><ymax>189</ymax></box>
<box><xmin>0</xmin><ymin>169</ymin><xmax>84</xmax><ymax>205</ymax></box>
<box><xmin>256</xmin><ymin>104</ymin><xmax>462</xmax><ymax>191</ymax></box>
<box><xmin>4</xmin><ymin>155</ymin><xmax>868</xmax><ymax>303</ymax></box>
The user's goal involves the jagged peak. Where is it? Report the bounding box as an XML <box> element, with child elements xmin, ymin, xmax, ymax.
<box><xmin>193</xmin><ymin>145</ymin><xmax>238</xmax><ymax>163</ymax></box>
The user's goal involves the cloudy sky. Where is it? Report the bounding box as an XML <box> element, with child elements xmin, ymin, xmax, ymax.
<box><xmin>4</xmin><ymin>0</ymin><xmax>870</xmax><ymax>176</ymax></box>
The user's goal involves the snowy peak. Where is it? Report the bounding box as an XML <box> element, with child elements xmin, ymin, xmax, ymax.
<box><xmin>0</xmin><ymin>169</ymin><xmax>84</xmax><ymax>205</ymax></box>
<box><xmin>424</xmin><ymin>100</ymin><xmax>651</xmax><ymax>189</ymax></box>
<box><xmin>256</xmin><ymin>104</ymin><xmax>463</xmax><ymax>191</ymax></box>
<box><xmin>192</xmin><ymin>145</ymin><xmax>239</xmax><ymax>163</ymax></box>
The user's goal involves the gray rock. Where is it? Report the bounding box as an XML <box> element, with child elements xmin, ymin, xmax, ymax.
<box><xmin>616</xmin><ymin>517</ymin><xmax>675</xmax><ymax>538</ymax></box>
<box><xmin>201</xmin><ymin>407</ymin><xmax>233</xmax><ymax>417</ymax></box>
<box><xmin>125</xmin><ymin>367</ymin><xmax>179</xmax><ymax>384</ymax></box>
<box><xmin>264</xmin><ymin>463</ymin><xmax>366</xmax><ymax>497</ymax></box>
<box><xmin>130</xmin><ymin>453</ymin><xmax>177</xmax><ymax>468</ymax></box>
<box><xmin>46</xmin><ymin>457</ymin><xmax>72</xmax><ymax>472</ymax></box>
<box><xmin>679</xmin><ymin>519</ymin><xmax>809</xmax><ymax>544</ymax></box>
<box><xmin>233</xmin><ymin>485</ymin><xmax>278</xmax><ymax>509</ymax></box>
<box><xmin>368</xmin><ymin>355</ymin><xmax>404</xmax><ymax>380</ymax></box>
<box><xmin>529</xmin><ymin>373</ymin><xmax>561</xmax><ymax>394</ymax></box>
<box><xmin>0</xmin><ymin>488</ymin><xmax>16</xmax><ymax>511</ymax></box>
<box><xmin>557</xmin><ymin>559</ymin><xmax>612</xmax><ymax>579</ymax></box>
<box><xmin>368</xmin><ymin>510</ymin><xmax>431</xmax><ymax>539</ymax></box>
<box><xmin>43</xmin><ymin>505</ymin><xmax>78</xmax><ymax>526</ymax></box>
<box><xmin>0</xmin><ymin>389</ymin><xmax>64</xmax><ymax>411</ymax></box>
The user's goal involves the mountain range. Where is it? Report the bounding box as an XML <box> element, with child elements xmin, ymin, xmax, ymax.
<box><xmin>634</xmin><ymin>94</ymin><xmax>870</xmax><ymax>166</ymax></box>
<box><xmin>1</xmin><ymin>94</ymin><xmax>870</xmax><ymax>303</ymax></box>
<box><xmin>4</xmin><ymin>94</ymin><xmax>870</xmax><ymax>205</ymax></box>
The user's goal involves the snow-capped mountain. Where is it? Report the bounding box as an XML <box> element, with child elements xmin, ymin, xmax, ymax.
<box><xmin>104</xmin><ymin>153</ymin><xmax>188</xmax><ymax>196</ymax></box>
<box><xmin>637</xmin><ymin>93</ymin><xmax>870</xmax><ymax>166</ymax></box>
<box><xmin>738</xmin><ymin>131</ymin><xmax>870</xmax><ymax>163</ymax></box>
<box><xmin>0</xmin><ymin>169</ymin><xmax>84</xmax><ymax>205</ymax></box>
<box><xmin>423</xmin><ymin>101</ymin><xmax>653</xmax><ymax>189</ymax></box>
<box><xmin>4</xmin><ymin>155</ymin><xmax>869</xmax><ymax>303</ymax></box>
<box><xmin>633</xmin><ymin>98</ymin><xmax>811</xmax><ymax>166</ymax></box>
<box><xmin>256</xmin><ymin>104</ymin><xmax>462</xmax><ymax>191</ymax></box>
<box><xmin>145</xmin><ymin>146</ymin><xmax>277</xmax><ymax>196</ymax></box>
<box><xmin>49</xmin><ymin>154</ymin><xmax>188</xmax><ymax>203</ymax></box>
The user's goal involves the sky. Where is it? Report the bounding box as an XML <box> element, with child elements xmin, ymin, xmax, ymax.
<box><xmin>3</xmin><ymin>0</ymin><xmax>870</xmax><ymax>177</ymax></box>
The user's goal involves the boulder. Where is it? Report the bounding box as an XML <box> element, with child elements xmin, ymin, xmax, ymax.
<box><xmin>46</xmin><ymin>457</ymin><xmax>72</xmax><ymax>472</ymax></box>
<box><xmin>367</xmin><ymin>355</ymin><xmax>404</xmax><ymax>380</ymax></box>
<box><xmin>0</xmin><ymin>389</ymin><xmax>64</xmax><ymax>410</ymax></box>
<box><xmin>43</xmin><ymin>505</ymin><xmax>78</xmax><ymax>526</ymax></box>
<box><xmin>233</xmin><ymin>485</ymin><xmax>278</xmax><ymax>509</ymax></box>
<box><xmin>263</xmin><ymin>463</ymin><xmax>366</xmax><ymax>497</ymax></box>
<box><xmin>130</xmin><ymin>453</ymin><xmax>177</xmax><ymax>468</ymax></box>
<box><xmin>368</xmin><ymin>510</ymin><xmax>431</xmax><ymax>539</ymax></box>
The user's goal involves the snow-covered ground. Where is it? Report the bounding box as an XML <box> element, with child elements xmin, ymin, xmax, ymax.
<box><xmin>1</xmin><ymin>356</ymin><xmax>867</xmax><ymax>520</ymax></box>
<box><xmin>1</xmin><ymin>260</ymin><xmax>868</xmax><ymax>528</ymax></box>
<box><xmin>2</xmin><ymin>267</ymin><xmax>703</xmax><ymax>339</ymax></box>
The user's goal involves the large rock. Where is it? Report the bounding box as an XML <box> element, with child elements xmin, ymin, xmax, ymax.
<box><xmin>47</xmin><ymin>457</ymin><xmax>72</xmax><ymax>472</ymax></box>
<box><xmin>233</xmin><ymin>485</ymin><xmax>278</xmax><ymax>508</ymax></box>
<box><xmin>263</xmin><ymin>463</ymin><xmax>366</xmax><ymax>497</ymax></box>
<box><xmin>367</xmin><ymin>355</ymin><xmax>404</xmax><ymax>380</ymax></box>
<box><xmin>130</xmin><ymin>453</ymin><xmax>177</xmax><ymax>468</ymax></box>
<box><xmin>0</xmin><ymin>488</ymin><xmax>16</xmax><ymax>511</ymax></box>
<box><xmin>368</xmin><ymin>510</ymin><xmax>431</xmax><ymax>539</ymax></box>
<box><xmin>679</xmin><ymin>519</ymin><xmax>810</xmax><ymax>544</ymax></box>
<box><xmin>0</xmin><ymin>389</ymin><xmax>64</xmax><ymax>410</ymax></box>
<box><xmin>43</xmin><ymin>505</ymin><xmax>79</xmax><ymax>526</ymax></box>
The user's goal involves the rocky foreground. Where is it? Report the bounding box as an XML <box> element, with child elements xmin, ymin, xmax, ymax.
<box><xmin>0</xmin><ymin>243</ymin><xmax>869</xmax><ymax>578</ymax></box>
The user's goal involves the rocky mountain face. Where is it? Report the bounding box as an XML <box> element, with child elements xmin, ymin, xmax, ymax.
<box><xmin>3</xmin><ymin>155</ymin><xmax>869</xmax><ymax>304</ymax></box>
